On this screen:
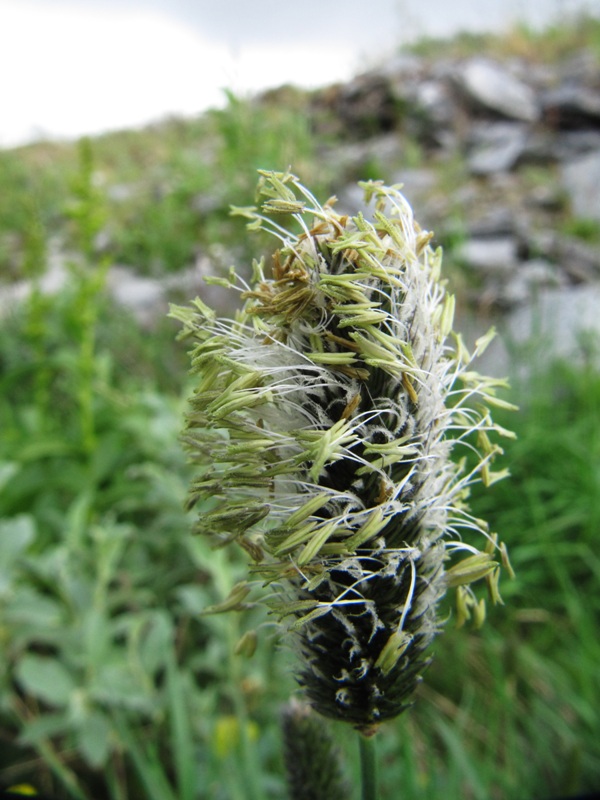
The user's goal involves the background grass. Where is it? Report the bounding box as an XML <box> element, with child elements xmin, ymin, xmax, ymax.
<box><xmin>1</xmin><ymin>16</ymin><xmax>599</xmax><ymax>800</ymax></box>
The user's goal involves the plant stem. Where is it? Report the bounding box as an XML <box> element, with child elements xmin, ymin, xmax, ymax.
<box><xmin>359</xmin><ymin>733</ymin><xmax>377</xmax><ymax>800</ymax></box>
<box><xmin>214</xmin><ymin>550</ymin><xmax>263</xmax><ymax>800</ymax></box>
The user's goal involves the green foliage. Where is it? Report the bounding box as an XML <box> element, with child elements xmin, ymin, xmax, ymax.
<box><xmin>213</xmin><ymin>91</ymin><xmax>312</xmax><ymax>191</ymax></box>
<box><xmin>106</xmin><ymin>150</ymin><xmax>211</xmax><ymax>276</ymax></box>
<box><xmin>0</xmin><ymin>92</ymin><xmax>320</xmax><ymax>280</ymax></box>
<box><xmin>0</xmin><ymin>144</ymin><xmax>68</xmax><ymax>280</ymax></box>
<box><xmin>0</xmin><ymin>298</ymin><xmax>281</xmax><ymax>798</ymax></box>
<box><xmin>0</xmin><ymin>146</ymin><xmax>280</xmax><ymax>799</ymax></box>
<box><xmin>2</xmin><ymin>155</ymin><xmax>599</xmax><ymax>796</ymax></box>
<box><xmin>560</xmin><ymin>216</ymin><xmax>600</xmax><ymax>244</ymax></box>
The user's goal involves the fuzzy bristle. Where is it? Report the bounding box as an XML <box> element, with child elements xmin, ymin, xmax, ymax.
<box><xmin>171</xmin><ymin>170</ymin><xmax>513</xmax><ymax>730</ymax></box>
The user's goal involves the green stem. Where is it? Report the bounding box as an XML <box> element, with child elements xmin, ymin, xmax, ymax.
<box><xmin>359</xmin><ymin>733</ymin><xmax>377</xmax><ymax>800</ymax></box>
<box><xmin>215</xmin><ymin>551</ymin><xmax>263</xmax><ymax>800</ymax></box>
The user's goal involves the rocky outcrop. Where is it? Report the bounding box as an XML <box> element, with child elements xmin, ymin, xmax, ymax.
<box><xmin>307</xmin><ymin>47</ymin><xmax>600</xmax><ymax>374</ymax></box>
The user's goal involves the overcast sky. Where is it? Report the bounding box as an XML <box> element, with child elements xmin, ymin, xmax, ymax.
<box><xmin>17</xmin><ymin>0</ymin><xmax>598</xmax><ymax>43</ymax></box>
<box><xmin>1</xmin><ymin>0</ymin><xmax>598</xmax><ymax>147</ymax></box>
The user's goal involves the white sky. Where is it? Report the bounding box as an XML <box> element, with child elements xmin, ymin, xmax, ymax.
<box><xmin>0</xmin><ymin>1</ymin><xmax>369</xmax><ymax>147</ymax></box>
<box><xmin>1</xmin><ymin>0</ymin><xmax>598</xmax><ymax>148</ymax></box>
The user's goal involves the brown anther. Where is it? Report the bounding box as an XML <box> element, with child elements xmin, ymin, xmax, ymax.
<box><xmin>341</xmin><ymin>393</ymin><xmax>361</xmax><ymax>420</ymax></box>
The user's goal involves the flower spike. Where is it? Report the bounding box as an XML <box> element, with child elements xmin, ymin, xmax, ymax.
<box><xmin>171</xmin><ymin>171</ymin><xmax>514</xmax><ymax>732</ymax></box>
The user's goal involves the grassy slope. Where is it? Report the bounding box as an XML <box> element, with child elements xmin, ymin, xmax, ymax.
<box><xmin>1</xmin><ymin>14</ymin><xmax>599</xmax><ymax>281</ymax></box>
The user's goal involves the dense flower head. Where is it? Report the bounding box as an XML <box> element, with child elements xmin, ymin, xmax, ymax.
<box><xmin>171</xmin><ymin>170</ymin><xmax>515</xmax><ymax>732</ymax></box>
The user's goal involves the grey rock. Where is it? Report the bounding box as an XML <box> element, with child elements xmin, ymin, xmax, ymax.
<box><xmin>553</xmin><ymin>130</ymin><xmax>600</xmax><ymax>161</ymax></box>
<box><xmin>467</xmin><ymin>122</ymin><xmax>528</xmax><ymax>174</ymax></box>
<box><xmin>518</xmin><ymin>130</ymin><xmax>558</xmax><ymax>164</ymax></box>
<box><xmin>555</xmin><ymin>237</ymin><xmax>600</xmax><ymax>283</ymax></box>
<box><xmin>390</xmin><ymin>167</ymin><xmax>437</xmax><ymax>192</ymax></box>
<box><xmin>500</xmin><ymin>259</ymin><xmax>565</xmax><ymax>306</ymax></box>
<box><xmin>542</xmin><ymin>85</ymin><xmax>600</xmax><ymax>129</ymax></box>
<box><xmin>389</xmin><ymin>168</ymin><xmax>438</xmax><ymax>217</ymax></box>
<box><xmin>466</xmin><ymin>206</ymin><xmax>517</xmax><ymax>237</ymax></box>
<box><xmin>334</xmin><ymin>182</ymin><xmax>374</xmax><ymax>219</ymax></box>
<box><xmin>457</xmin><ymin>58</ymin><xmax>539</xmax><ymax>122</ymax></box>
<box><xmin>561</xmin><ymin>150</ymin><xmax>600</xmax><ymax>221</ymax></box>
<box><xmin>185</xmin><ymin>252</ymin><xmax>237</xmax><ymax>317</ymax></box>
<box><xmin>191</xmin><ymin>192</ymin><xmax>224</xmax><ymax>216</ymax></box>
<box><xmin>413</xmin><ymin>80</ymin><xmax>456</xmax><ymax>130</ymax></box>
<box><xmin>108</xmin><ymin>183</ymin><xmax>137</xmax><ymax>202</ymax></box>
<box><xmin>458</xmin><ymin>285</ymin><xmax>600</xmax><ymax>379</ymax></box>
<box><xmin>0</xmin><ymin>251</ymin><xmax>210</xmax><ymax>328</ymax></box>
<box><xmin>106</xmin><ymin>266</ymin><xmax>166</xmax><ymax>327</ymax></box>
<box><xmin>457</xmin><ymin>236</ymin><xmax>518</xmax><ymax>273</ymax></box>
<box><xmin>520</xmin><ymin>258</ymin><xmax>564</xmax><ymax>285</ymax></box>
<box><xmin>556</xmin><ymin>51</ymin><xmax>600</xmax><ymax>85</ymax></box>
<box><xmin>0</xmin><ymin>240</ymin><xmax>67</xmax><ymax>318</ymax></box>
<box><xmin>332</xmin><ymin>71</ymin><xmax>399</xmax><ymax>135</ymax></box>
<box><xmin>503</xmin><ymin>284</ymin><xmax>600</xmax><ymax>371</ymax></box>
<box><xmin>107</xmin><ymin>259</ymin><xmax>225</xmax><ymax>325</ymax></box>
<box><xmin>379</xmin><ymin>54</ymin><xmax>424</xmax><ymax>82</ymax></box>
<box><xmin>526</xmin><ymin>183</ymin><xmax>564</xmax><ymax>212</ymax></box>
<box><xmin>321</xmin><ymin>133</ymin><xmax>404</xmax><ymax>178</ymax></box>
<box><xmin>522</xmin><ymin>230</ymin><xmax>600</xmax><ymax>283</ymax></box>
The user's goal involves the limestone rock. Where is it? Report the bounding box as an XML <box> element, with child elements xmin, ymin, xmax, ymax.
<box><xmin>457</xmin><ymin>237</ymin><xmax>518</xmax><ymax>274</ymax></box>
<box><xmin>457</xmin><ymin>58</ymin><xmax>539</xmax><ymax>122</ymax></box>
<box><xmin>561</xmin><ymin>150</ymin><xmax>600</xmax><ymax>221</ymax></box>
<box><xmin>467</xmin><ymin>122</ymin><xmax>529</xmax><ymax>174</ymax></box>
<box><xmin>542</xmin><ymin>85</ymin><xmax>600</xmax><ymax>129</ymax></box>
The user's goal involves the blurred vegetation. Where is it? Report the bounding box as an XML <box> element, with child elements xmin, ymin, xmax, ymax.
<box><xmin>2</xmin><ymin>13</ymin><xmax>599</xmax><ymax>284</ymax></box>
<box><xmin>407</xmin><ymin>11</ymin><xmax>600</xmax><ymax>61</ymax></box>
<box><xmin>1</xmin><ymin>15</ymin><xmax>599</xmax><ymax>800</ymax></box>
<box><xmin>0</xmin><ymin>88</ymin><xmax>328</xmax><ymax>280</ymax></box>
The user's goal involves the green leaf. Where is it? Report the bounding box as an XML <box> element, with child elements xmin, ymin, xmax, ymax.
<box><xmin>64</xmin><ymin>491</ymin><xmax>93</xmax><ymax>552</ymax></box>
<box><xmin>16</xmin><ymin>655</ymin><xmax>76</xmax><ymax>707</ymax></box>
<box><xmin>19</xmin><ymin>711</ymin><xmax>71</xmax><ymax>745</ymax></box>
<box><xmin>139</xmin><ymin>611</ymin><xmax>173</xmax><ymax>676</ymax></box>
<box><xmin>5</xmin><ymin>587</ymin><xmax>64</xmax><ymax>636</ymax></box>
<box><xmin>0</xmin><ymin>514</ymin><xmax>36</xmax><ymax>562</ymax></box>
<box><xmin>166</xmin><ymin>649</ymin><xmax>196</xmax><ymax>800</ymax></box>
<box><xmin>18</xmin><ymin>437</ymin><xmax>78</xmax><ymax>461</ymax></box>
<box><xmin>82</xmin><ymin>608</ymin><xmax>111</xmax><ymax>670</ymax></box>
<box><xmin>113</xmin><ymin>712</ymin><xmax>179</xmax><ymax>800</ymax></box>
<box><xmin>77</xmin><ymin>711</ymin><xmax>112</xmax><ymax>769</ymax></box>
<box><xmin>0</xmin><ymin>515</ymin><xmax>36</xmax><ymax>595</ymax></box>
<box><xmin>0</xmin><ymin>462</ymin><xmax>19</xmax><ymax>491</ymax></box>
<box><xmin>90</xmin><ymin>663</ymin><xmax>155</xmax><ymax>712</ymax></box>
<box><xmin>176</xmin><ymin>584</ymin><xmax>211</xmax><ymax>615</ymax></box>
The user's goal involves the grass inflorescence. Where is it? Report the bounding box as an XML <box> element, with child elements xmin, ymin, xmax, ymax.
<box><xmin>0</xmin><ymin>15</ymin><xmax>599</xmax><ymax>798</ymax></box>
<box><xmin>173</xmin><ymin>170</ymin><xmax>514</xmax><ymax>737</ymax></box>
